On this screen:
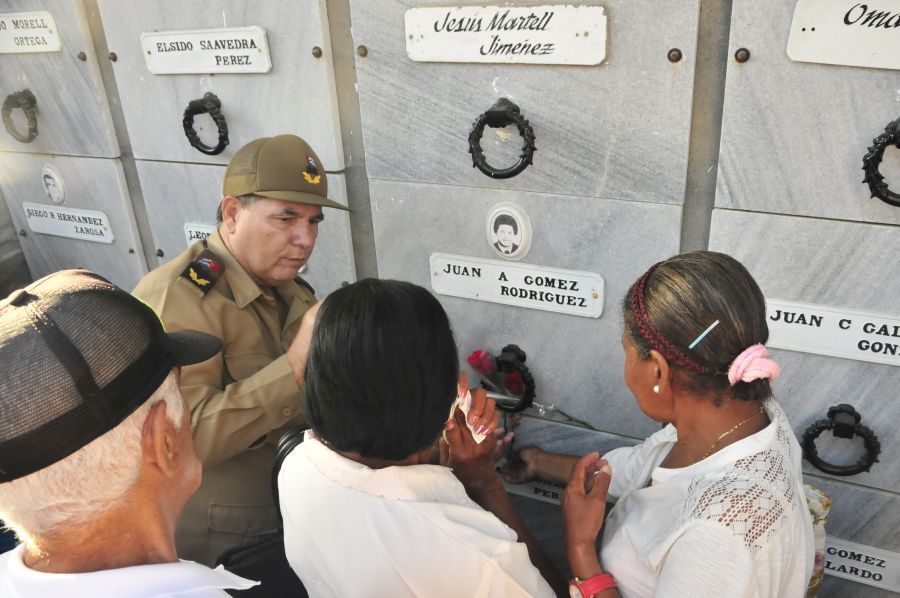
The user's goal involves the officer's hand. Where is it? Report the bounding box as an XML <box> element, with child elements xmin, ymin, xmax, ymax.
<box><xmin>287</xmin><ymin>301</ymin><xmax>322</xmax><ymax>386</ymax></box>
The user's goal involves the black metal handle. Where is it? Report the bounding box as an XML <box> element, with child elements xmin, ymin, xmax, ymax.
<box><xmin>862</xmin><ymin>117</ymin><xmax>900</xmax><ymax>207</ymax></box>
<box><xmin>801</xmin><ymin>404</ymin><xmax>881</xmax><ymax>476</ymax></box>
<box><xmin>493</xmin><ymin>344</ymin><xmax>535</xmax><ymax>413</ymax></box>
<box><xmin>468</xmin><ymin>98</ymin><xmax>536</xmax><ymax>179</ymax></box>
<box><xmin>2</xmin><ymin>89</ymin><xmax>38</xmax><ymax>143</ymax></box>
<box><xmin>182</xmin><ymin>92</ymin><xmax>229</xmax><ymax>155</ymax></box>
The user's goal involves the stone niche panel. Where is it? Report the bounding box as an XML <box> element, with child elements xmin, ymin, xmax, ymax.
<box><xmin>710</xmin><ymin>209</ymin><xmax>899</xmax><ymax>493</ymax></box>
<box><xmin>716</xmin><ymin>0</ymin><xmax>900</xmax><ymax>225</ymax></box>
<box><xmin>97</xmin><ymin>0</ymin><xmax>343</xmax><ymax>168</ymax></box>
<box><xmin>0</xmin><ymin>152</ymin><xmax>147</xmax><ymax>290</ymax></box>
<box><xmin>135</xmin><ymin>160</ymin><xmax>355</xmax><ymax>297</ymax></box>
<box><xmin>350</xmin><ymin>0</ymin><xmax>700</xmax><ymax>204</ymax></box>
<box><xmin>369</xmin><ymin>178</ymin><xmax>682</xmax><ymax>439</ymax></box>
<box><xmin>0</xmin><ymin>0</ymin><xmax>118</xmax><ymax>157</ymax></box>
<box><xmin>805</xmin><ymin>475</ymin><xmax>900</xmax><ymax>598</ymax></box>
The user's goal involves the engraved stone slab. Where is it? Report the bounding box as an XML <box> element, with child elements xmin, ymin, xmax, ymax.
<box><xmin>0</xmin><ymin>10</ymin><xmax>61</xmax><ymax>53</ymax></box>
<box><xmin>141</xmin><ymin>26</ymin><xmax>272</xmax><ymax>74</ymax></box>
<box><xmin>788</xmin><ymin>0</ymin><xmax>900</xmax><ymax>72</ymax></box>
<box><xmin>98</xmin><ymin>0</ymin><xmax>343</xmax><ymax>167</ymax></box>
<box><xmin>350</xmin><ymin>0</ymin><xmax>700</xmax><ymax>203</ymax></box>
<box><xmin>709</xmin><ymin>209</ymin><xmax>900</xmax><ymax>494</ymax></box>
<box><xmin>717</xmin><ymin>0</ymin><xmax>900</xmax><ymax>224</ymax></box>
<box><xmin>0</xmin><ymin>152</ymin><xmax>147</xmax><ymax>290</ymax></box>
<box><xmin>369</xmin><ymin>178</ymin><xmax>681</xmax><ymax>440</ymax></box>
<box><xmin>405</xmin><ymin>5</ymin><xmax>607</xmax><ymax>65</ymax></box>
<box><xmin>0</xmin><ymin>0</ymin><xmax>118</xmax><ymax>157</ymax></box>
<box><xmin>135</xmin><ymin>160</ymin><xmax>356</xmax><ymax>297</ymax></box>
<box><xmin>430</xmin><ymin>253</ymin><xmax>604</xmax><ymax>317</ymax></box>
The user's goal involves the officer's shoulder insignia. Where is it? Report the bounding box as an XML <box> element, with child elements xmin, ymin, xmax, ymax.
<box><xmin>181</xmin><ymin>249</ymin><xmax>225</xmax><ymax>295</ymax></box>
<box><xmin>295</xmin><ymin>276</ymin><xmax>316</xmax><ymax>297</ymax></box>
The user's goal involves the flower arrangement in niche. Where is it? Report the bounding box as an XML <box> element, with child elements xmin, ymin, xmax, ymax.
<box><xmin>466</xmin><ymin>344</ymin><xmax>535</xmax><ymax>412</ymax></box>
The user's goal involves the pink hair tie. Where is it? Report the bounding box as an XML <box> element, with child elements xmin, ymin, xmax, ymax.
<box><xmin>727</xmin><ymin>344</ymin><xmax>780</xmax><ymax>385</ymax></box>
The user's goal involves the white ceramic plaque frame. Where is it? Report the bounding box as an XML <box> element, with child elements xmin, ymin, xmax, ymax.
<box><xmin>824</xmin><ymin>537</ymin><xmax>900</xmax><ymax>592</ymax></box>
<box><xmin>486</xmin><ymin>201</ymin><xmax>532</xmax><ymax>260</ymax></box>
<box><xmin>767</xmin><ymin>298</ymin><xmax>900</xmax><ymax>367</ymax></box>
<box><xmin>23</xmin><ymin>202</ymin><xmax>114</xmax><ymax>244</ymax></box>
<box><xmin>787</xmin><ymin>0</ymin><xmax>900</xmax><ymax>71</ymax></box>
<box><xmin>430</xmin><ymin>253</ymin><xmax>604</xmax><ymax>317</ymax></box>
<box><xmin>141</xmin><ymin>26</ymin><xmax>272</xmax><ymax>74</ymax></box>
<box><xmin>183</xmin><ymin>222</ymin><xmax>216</xmax><ymax>247</ymax></box>
<box><xmin>405</xmin><ymin>4</ymin><xmax>607</xmax><ymax>65</ymax></box>
<box><xmin>0</xmin><ymin>11</ymin><xmax>62</xmax><ymax>54</ymax></box>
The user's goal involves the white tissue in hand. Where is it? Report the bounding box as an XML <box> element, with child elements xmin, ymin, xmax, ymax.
<box><xmin>454</xmin><ymin>389</ymin><xmax>487</xmax><ymax>444</ymax></box>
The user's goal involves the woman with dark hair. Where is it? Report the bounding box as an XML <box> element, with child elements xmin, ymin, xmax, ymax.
<box><xmin>505</xmin><ymin>251</ymin><xmax>814</xmax><ymax>597</ymax></box>
<box><xmin>278</xmin><ymin>279</ymin><xmax>562</xmax><ymax>597</ymax></box>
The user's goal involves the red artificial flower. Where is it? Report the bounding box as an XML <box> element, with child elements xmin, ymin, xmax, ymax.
<box><xmin>467</xmin><ymin>349</ymin><xmax>494</xmax><ymax>376</ymax></box>
<box><xmin>505</xmin><ymin>371</ymin><xmax>524</xmax><ymax>394</ymax></box>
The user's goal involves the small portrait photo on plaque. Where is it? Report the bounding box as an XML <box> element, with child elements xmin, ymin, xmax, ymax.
<box><xmin>486</xmin><ymin>202</ymin><xmax>531</xmax><ymax>261</ymax></box>
<box><xmin>40</xmin><ymin>165</ymin><xmax>65</xmax><ymax>204</ymax></box>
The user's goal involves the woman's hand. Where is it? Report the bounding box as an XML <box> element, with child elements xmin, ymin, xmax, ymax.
<box><xmin>562</xmin><ymin>452</ymin><xmax>612</xmax><ymax>578</ymax></box>
<box><xmin>501</xmin><ymin>446</ymin><xmax>544</xmax><ymax>484</ymax></box>
<box><xmin>440</xmin><ymin>387</ymin><xmax>501</xmax><ymax>496</ymax></box>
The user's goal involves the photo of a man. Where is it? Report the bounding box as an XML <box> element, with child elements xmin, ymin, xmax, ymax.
<box><xmin>41</xmin><ymin>166</ymin><xmax>64</xmax><ymax>204</ymax></box>
<box><xmin>492</xmin><ymin>214</ymin><xmax>520</xmax><ymax>255</ymax></box>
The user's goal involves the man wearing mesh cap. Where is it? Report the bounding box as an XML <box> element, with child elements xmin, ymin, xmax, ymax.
<box><xmin>0</xmin><ymin>269</ymin><xmax>257</xmax><ymax>596</ymax></box>
<box><xmin>133</xmin><ymin>134</ymin><xmax>349</xmax><ymax>564</ymax></box>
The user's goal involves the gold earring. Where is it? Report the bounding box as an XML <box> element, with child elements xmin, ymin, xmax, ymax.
<box><xmin>652</xmin><ymin>384</ymin><xmax>660</xmax><ymax>394</ymax></box>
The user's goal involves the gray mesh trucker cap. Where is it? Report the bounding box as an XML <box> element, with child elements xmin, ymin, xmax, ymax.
<box><xmin>0</xmin><ymin>269</ymin><xmax>222</xmax><ymax>483</ymax></box>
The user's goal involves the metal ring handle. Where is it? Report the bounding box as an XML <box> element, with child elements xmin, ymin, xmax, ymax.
<box><xmin>2</xmin><ymin>90</ymin><xmax>38</xmax><ymax>143</ymax></box>
<box><xmin>494</xmin><ymin>344</ymin><xmax>535</xmax><ymax>413</ymax></box>
<box><xmin>801</xmin><ymin>404</ymin><xmax>881</xmax><ymax>476</ymax></box>
<box><xmin>182</xmin><ymin>92</ymin><xmax>229</xmax><ymax>155</ymax></box>
<box><xmin>468</xmin><ymin>98</ymin><xmax>536</xmax><ymax>179</ymax></box>
<box><xmin>862</xmin><ymin>117</ymin><xmax>900</xmax><ymax>207</ymax></box>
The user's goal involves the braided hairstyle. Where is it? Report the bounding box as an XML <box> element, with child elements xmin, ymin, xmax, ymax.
<box><xmin>622</xmin><ymin>251</ymin><xmax>773</xmax><ymax>402</ymax></box>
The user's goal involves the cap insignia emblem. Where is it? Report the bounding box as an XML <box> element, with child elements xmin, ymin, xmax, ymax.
<box><xmin>303</xmin><ymin>155</ymin><xmax>321</xmax><ymax>185</ymax></box>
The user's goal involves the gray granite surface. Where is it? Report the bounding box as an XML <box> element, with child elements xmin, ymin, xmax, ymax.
<box><xmin>369</xmin><ymin>178</ymin><xmax>681</xmax><ymax>440</ymax></box>
<box><xmin>97</xmin><ymin>0</ymin><xmax>344</xmax><ymax>168</ymax></box>
<box><xmin>0</xmin><ymin>151</ymin><xmax>147</xmax><ymax>290</ymax></box>
<box><xmin>710</xmin><ymin>210</ymin><xmax>899</xmax><ymax>494</ymax></box>
<box><xmin>135</xmin><ymin>160</ymin><xmax>356</xmax><ymax>297</ymax></box>
<box><xmin>716</xmin><ymin>0</ymin><xmax>900</xmax><ymax>225</ymax></box>
<box><xmin>350</xmin><ymin>0</ymin><xmax>700</xmax><ymax>204</ymax></box>
<box><xmin>0</xmin><ymin>0</ymin><xmax>118</xmax><ymax>157</ymax></box>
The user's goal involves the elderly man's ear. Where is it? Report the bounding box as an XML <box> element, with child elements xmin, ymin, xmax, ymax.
<box><xmin>141</xmin><ymin>401</ymin><xmax>181</xmax><ymax>478</ymax></box>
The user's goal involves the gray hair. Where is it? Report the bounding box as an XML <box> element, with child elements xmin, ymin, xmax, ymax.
<box><xmin>215</xmin><ymin>194</ymin><xmax>258</xmax><ymax>223</ymax></box>
<box><xmin>0</xmin><ymin>371</ymin><xmax>185</xmax><ymax>543</ymax></box>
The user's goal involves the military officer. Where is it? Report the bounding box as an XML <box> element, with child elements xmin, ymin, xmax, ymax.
<box><xmin>133</xmin><ymin>134</ymin><xmax>349</xmax><ymax>565</ymax></box>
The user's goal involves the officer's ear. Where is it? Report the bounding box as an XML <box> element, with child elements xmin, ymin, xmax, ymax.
<box><xmin>220</xmin><ymin>196</ymin><xmax>241</xmax><ymax>234</ymax></box>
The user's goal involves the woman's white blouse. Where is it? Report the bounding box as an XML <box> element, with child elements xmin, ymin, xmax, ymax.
<box><xmin>601</xmin><ymin>401</ymin><xmax>815</xmax><ymax>598</ymax></box>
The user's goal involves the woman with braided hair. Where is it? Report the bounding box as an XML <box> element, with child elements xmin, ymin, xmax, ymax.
<box><xmin>503</xmin><ymin>251</ymin><xmax>815</xmax><ymax>597</ymax></box>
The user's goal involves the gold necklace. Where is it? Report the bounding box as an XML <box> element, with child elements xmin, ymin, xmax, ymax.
<box><xmin>702</xmin><ymin>406</ymin><xmax>766</xmax><ymax>460</ymax></box>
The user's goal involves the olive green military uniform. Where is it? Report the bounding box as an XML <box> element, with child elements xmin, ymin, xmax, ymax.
<box><xmin>133</xmin><ymin>229</ymin><xmax>316</xmax><ymax>564</ymax></box>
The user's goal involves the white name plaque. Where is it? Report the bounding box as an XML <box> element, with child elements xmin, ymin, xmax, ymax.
<box><xmin>825</xmin><ymin>537</ymin><xmax>900</xmax><ymax>592</ymax></box>
<box><xmin>788</xmin><ymin>0</ymin><xmax>900</xmax><ymax>71</ymax></box>
<box><xmin>430</xmin><ymin>253</ymin><xmax>604</xmax><ymax>318</ymax></box>
<box><xmin>0</xmin><ymin>11</ymin><xmax>61</xmax><ymax>54</ymax></box>
<box><xmin>23</xmin><ymin>202</ymin><xmax>114</xmax><ymax>244</ymax></box>
<box><xmin>405</xmin><ymin>5</ymin><xmax>607</xmax><ymax>65</ymax></box>
<box><xmin>767</xmin><ymin>298</ymin><xmax>900</xmax><ymax>367</ymax></box>
<box><xmin>184</xmin><ymin>223</ymin><xmax>216</xmax><ymax>247</ymax></box>
<box><xmin>141</xmin><ymin>26</ymin><xmax>271</xmax><ymax>74</ymax></box>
